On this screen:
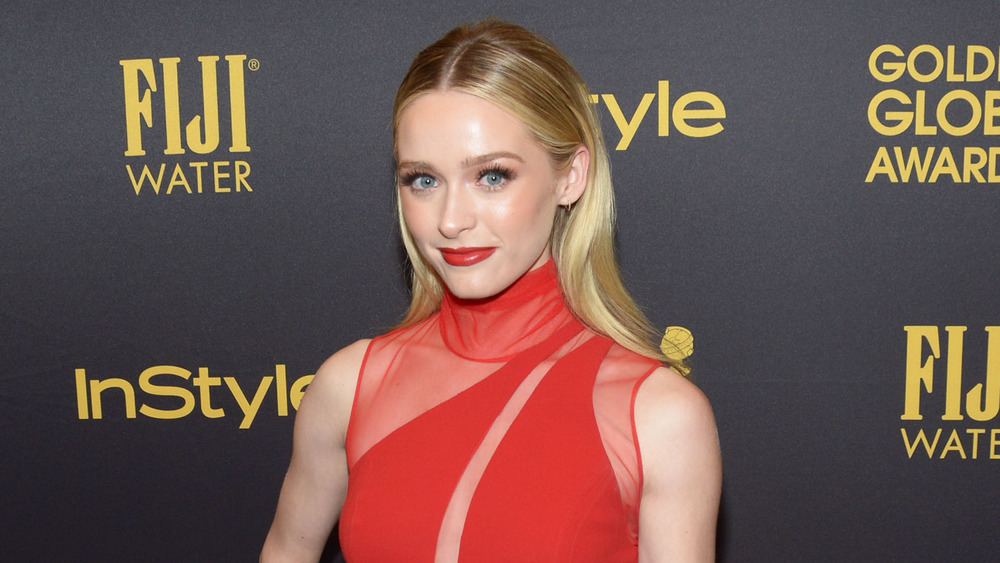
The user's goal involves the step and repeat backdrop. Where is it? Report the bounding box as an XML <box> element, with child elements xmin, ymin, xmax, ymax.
<box><xmin>3</xmin><ymin>1</ymin><xmax>998</xmax><ymax>561</ymax></box>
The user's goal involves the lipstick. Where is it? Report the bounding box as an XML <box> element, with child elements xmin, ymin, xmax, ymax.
<box><xmin>439</xmin><ymin>247</ymin><xmax>496</xmax><ymax>266</ymax></box>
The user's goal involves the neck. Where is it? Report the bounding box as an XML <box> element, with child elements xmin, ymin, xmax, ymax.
<box><xmin>438</xmin><ymin>261</ymin><xmax>577</xmax><ymax>361</ymax></box>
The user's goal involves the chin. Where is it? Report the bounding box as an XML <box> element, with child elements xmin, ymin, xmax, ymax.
<box><xmin>444</xmin><ymin>281</ymin><xmax>500</xmax><ymax>300</ymax></box>
<box><xmin>438</xmin><ymin>271</ymin><xmax>505</xmax><ymax>301</ymax></box>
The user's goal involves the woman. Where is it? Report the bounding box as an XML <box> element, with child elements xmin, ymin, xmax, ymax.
<box><xmin>261</xmin><ymin>19</ymin><xmax>720</xmax><ymax>563</ymax></box>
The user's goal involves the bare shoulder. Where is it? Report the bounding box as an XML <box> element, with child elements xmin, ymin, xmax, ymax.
<box><xmin>309</xmin><ymin>339</ymin><xmax>371</xmax><ymax>396</ymax></box>
<box><xmin>260</xmin><ymin>339</ymin><xmax>371</xmax><ymax>562</ymax></box>
<box><xmin>295</xmin><ymin>338</ymin><xmax>372</xmax><ymax>443</ymax></box>
<box><xmin>633</xmin><ymin>367</ymin><xmax>718</xmax><ymax>446</ymax></box>
<box><xmin>634</xmin><ymin>367</ymin><xmax>721</xmax><ymax>561</ymax></box>
<box><xmin>635</xmin><ymin>368</ymin><xmax>722</xmax><ymax>502</ymax></box>
<box><xmin>633</xmin><ymin>367</ymin><xmax>720</xmax><ymax>482</ymax></box>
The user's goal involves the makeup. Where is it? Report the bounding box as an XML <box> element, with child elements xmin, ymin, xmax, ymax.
<box><xmin>439</xmin><ymin>247</ymin><xmax>497</xmax><ymax>266</ymax></box>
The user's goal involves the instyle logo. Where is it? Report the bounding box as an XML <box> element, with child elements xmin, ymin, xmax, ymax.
<box><xmin>121</xmin><ymin>54</ymin><xmax>256</xmax><ymax>195</ymax></box>
<box><xmin>74</xmin><ymin>364</ymin><xmax>311</xmax><ymax>429</ymax></box>
<box><xmin>866</xmin><ymin>44</ymin><xmax>1000</xmax><ymax>183</ymax></box>
<box><xmin>900</xmin><ymin>326</ymin><xmax>1000</xmax><ymax>460</ymax></box>
<box><xmin>590</xmin><ymin>81</ymin><xmax>726</xmax><ymax>150</ymax></box>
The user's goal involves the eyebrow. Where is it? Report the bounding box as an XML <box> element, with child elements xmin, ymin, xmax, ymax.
<box><xmin>461</xmin><ymin>151</ymin><xmax>524</xmax><ymax>168</ymax></box>
<box><xmin>397</xmin><ymin>151</ymin><xmax>524</xmax><ymax>171</ymax></box>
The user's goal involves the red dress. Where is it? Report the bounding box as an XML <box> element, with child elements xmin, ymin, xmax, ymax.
<box><xmin>339</xmin><ymin>262</ymin><xmax>660</xmax><ymax>562</ymax></box>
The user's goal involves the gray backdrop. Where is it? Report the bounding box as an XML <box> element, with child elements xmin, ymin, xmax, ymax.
<box><xmin>3</xmin><ymin>1</ymin><xmax>998</xmax><ymax>561</ymax></box>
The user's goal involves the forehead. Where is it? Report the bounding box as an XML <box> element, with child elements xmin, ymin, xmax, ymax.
<box><xmin>396</xmin><ymin>90</ymin><xmax>542</xmax><ymax>162</ymax></box>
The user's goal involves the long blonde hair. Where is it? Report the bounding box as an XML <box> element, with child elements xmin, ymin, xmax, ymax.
<box><xmin>392</xmin><ymin>19</ymin><xmax>682</xmax><ymax>370</ymax></box>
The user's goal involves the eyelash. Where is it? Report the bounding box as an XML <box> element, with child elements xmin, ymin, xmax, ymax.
<box><xmin>399</xmin><ymin>165</ymin><xmax>516</xmax><ymax>193</ymax></box>
<box><xmin>400</xmin><ymin>171</ymin><xmax>437</xmax><ymax>193</ymax></box>
<box><xmin>477</xmin><ymin>166</ymin><xmax>515</xmax><ymax>190</ymax></box>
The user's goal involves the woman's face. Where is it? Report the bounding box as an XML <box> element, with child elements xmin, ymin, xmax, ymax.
<box><xmin>396</xmin><ymin>90</ymin><xmax>584</xmax><ymax>300</ymax></box>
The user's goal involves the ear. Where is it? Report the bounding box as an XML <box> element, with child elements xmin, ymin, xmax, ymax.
<box><xmin>557</xmin><ymin>145</ymin><xmax>590</xmax><ymax>207</ymax></box>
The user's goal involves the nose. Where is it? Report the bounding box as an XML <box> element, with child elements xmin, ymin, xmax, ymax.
<box><xmin>437</xmin><ymin>184</ymin><xmax>475</xmax><ymax>239</ymax></box>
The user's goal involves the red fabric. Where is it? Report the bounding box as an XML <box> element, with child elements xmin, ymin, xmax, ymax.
<box><xmin>339</xmin><ymin>262</ymin><xmax>659</xmax><ymax>562</ymax></box>
<box><xmin>438</xmin><ymin>261</ymin><xmax>576</xmax><ymax>361</ymax></box>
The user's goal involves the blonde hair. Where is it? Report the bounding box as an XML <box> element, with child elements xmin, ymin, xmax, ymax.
<box><xmin>392</xmin><ymin>19</ymin><xmax>683</xmax><ymax>371</ymax></box>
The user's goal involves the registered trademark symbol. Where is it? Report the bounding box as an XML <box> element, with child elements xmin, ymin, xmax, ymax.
<box><xmin>248</xmin><ymin>58</ymin><xmax>260</xmax><ymax>71</ymax></box>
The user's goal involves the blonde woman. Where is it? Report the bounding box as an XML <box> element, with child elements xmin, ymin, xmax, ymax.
<box><xmin>262</xmin><ymin>19</ymin><xmax>720</xmax><ymax>563</ymax></box>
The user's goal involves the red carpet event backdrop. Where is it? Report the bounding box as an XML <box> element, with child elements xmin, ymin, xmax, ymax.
<box><xmin>2</xmin><ymin>1</ymin><xmax>998</xmax><ymax>561</ymax></box>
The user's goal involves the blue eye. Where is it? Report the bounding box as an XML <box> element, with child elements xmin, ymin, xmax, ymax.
<box><xmin>401</xmin><ymin>172</ymin><xmax>438</xmax><ymax>190</ymax></box>
<box><xmin>478</xmin><ymin>167</ymin><xmax>513</xmax><ymax>189</ymax></box>
<box><xmin>483</xmin><ymin>171</ymin><xmax>504</xmax><ymax>186</ymax></box>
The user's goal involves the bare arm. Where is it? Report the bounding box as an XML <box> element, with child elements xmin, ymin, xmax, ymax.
<box><xmin>260</xmin><ymin>339</ymin><xmax>370</xmax><ymax>563</ymax></box>
<box><xmin>635</xmin><ymin>367</ymin><xmax>722</xmax><ymax>562</ymax></box>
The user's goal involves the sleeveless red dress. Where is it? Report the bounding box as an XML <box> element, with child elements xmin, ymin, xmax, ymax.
<box><xmin>339</xmin><ymin>261</ymin><xmax>660</xmax><ymax>562</ymax></box>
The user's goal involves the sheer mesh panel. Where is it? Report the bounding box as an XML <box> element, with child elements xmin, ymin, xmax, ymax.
<box><xmin>342</xmin><ymin>261</ymin><xmax>659</xmax><ymax>558</ymax></box>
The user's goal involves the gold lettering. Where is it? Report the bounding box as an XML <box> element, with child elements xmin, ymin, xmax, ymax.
<box><xmin>193</xmin><ymin>367</ymin><xmax>224</xmax><ymax>418</ymax></box>
<box><xmin>963</xmin><ymin>147</ymin><xmax>988</xmax><ymax>183</ymax></box>
<box><xmin>943</xmin><ymin>326</ymin><xmax>966</xmax><ymax>420</ymax></box>
<box><xmin>984</xmin><ymin>91</ymin><xmax>1000</xmax><ymax>135</ymax></box>
<box><xmin>276</xmin><ymin>365</ymin><xmax>288</xmax><ymax>417</ymax></box>
<box><xmin>189</xmin><ymin>162</ymin><xmax>208</xmax><ymax>193</ymax></box>
<box><xmin>967</xmin><ymin>45</ymin><xmax>996</xmax><ymax>81</ymax></box>
<box><xmin>213</xmin><ymin>161</ymin><xmax>231</xmax><ymax>192</ymax></box>
<box><xmin>290</xmin><ymin>375</ymin><xmax>313</xmax><ymax>410</ymax></box>
<box><xmin>900</xmin><ymin>427</ymin><xmax>942</xmax><ymax>458</ymax></box>
<box><xmin>939</xmin><ymin>428</ymin><xmax>967</xmax><ymax>459</ymax></box>
<box><xmin>937</xmin><ymin>90</ymin><xmax>981</xmax><ymax>136</ymax></box>
<box><xmin>89</xmin><ymin>378</ymin><xmax>137</xmax><ymax>419</ymax></box>
<box><xmin>138</xmin><ymin>365</ymin><xmax>196</xmax><ymax>419</ymax></box>
<box><xmin>908</xmin><ymin>45</ymin><xmax>944</xmax><ymax>82</ymax></box>
<box><xmin>75</xmin><ymin>369</ymin><xmax>89</xmax><ymax>420</ymax></box>
<box><xmin>913</xmin><ymin>91</ymin><xmax>937</xmax><ymax>135</ymax></box>
<box><xmin>224</xmin><ymin>376</ymin><xmax>274</xmax><ymax>429</ymax></box>
<box><xmin>893</xmin><ymin>146</ymin><xmax>935</xmax><ymax>182</ymax></box>
<box><xmin>226</xmin><ymin>55</ymin><xmax>250</xmax><ymax>152</ymax></box>
<box><xmin>166</xmin><ymin>163</ymin><xmax>192</xmax><ymax>194</ymax></box>
<box><xmin>126</xmin><ymin>163</ymin><xmax>166</xmax><ymax>195</ymax></box>
<box><xmin>121</xmin><ymin>58</ymin><xmax>157</xmax><ymax>157</ymax></box>
<box><xmin>870</xmin><ymin>44</ymin><xmax>905</xmax><ymax>82</ymax></box>
<box><xmin>160</xmin><ymin>57</ymin><xmax>184</xmax><ymax>155</ymax></box>
<box><xmin>868</xmin><ymin>90</ymin><xmax>913</xmax><ymax>136</ymax></box>
<box><xmin>946</xmin><ymin>45</ymin><xmax>964</xmax><ymax>82</ymax></box>
<box><xmin>928</xmin><ymin>147</ymin><xmax>960</xmax><ymax>182</ymax></box>
<box><xmin>967</xmin><ymin>428</ymin><xmax>986</xmax><ymax>459</ymax></box>
<box><xmin>991</xmin><ymin>148</ymin><xmax>1000</xmax><ymax>182</ymax></box>
<box><xmin>657</xmin><ymin>80</ymin><xmax>670</xmax><ymax>136</ymax></box>
<box><xmin>602</xmin><ymin>92</ymin><xmax>655</xmax><ymax>150</ymax></box>
<box><xmin>865</xmin><ymin>146</ymin><xmax>899</xmax><ymax>183</ymax></box>
<box><xmin>672</xmin><ymin>91</ymin><xmax>726</xmax><ymax>137</ymax></box>
<box><xmin>966</xmin><ymin>327</ymin><xmax>1000</xmax><ymax>421</ymax></box>
<box><xmin>902</xmin><ymin>326</ymin><xmax>939</xmax><ymax>420</ymax></box>
<box><xmin>235</xmin><ymin>161</ymin><xmax>252</xmax><ymax>191</ymax></box>
<box><xmin>186</xmin><ymin>56</ymin><xmax>221</xmax><ymax>154</ymax></box>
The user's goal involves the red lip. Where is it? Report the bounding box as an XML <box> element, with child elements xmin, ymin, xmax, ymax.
<box><xmin>439</xmin><ymin>247</ymin><xmax>496</xmax><ymax>266</ymax></box>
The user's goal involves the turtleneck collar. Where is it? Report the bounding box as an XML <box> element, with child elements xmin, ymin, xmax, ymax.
<box><xmin>438</xmin><ymin>260</ymin><xmax>578</xmax><ymax>362</ymax></box>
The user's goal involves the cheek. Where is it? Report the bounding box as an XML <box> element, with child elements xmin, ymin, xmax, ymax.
<box><xmin>505</xmin><ymin>190</ymin><xmax>557</xmax><ymax>234</ymax></box>
<box><xmin>400</xmin><ymin>199</ymin><xmax>434</xmax><ymax>248</ymax></box>
<box><xmin>498</xmin><ymin>183</ymin><xmax>552</xmax><ymax>219</ymax></box>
